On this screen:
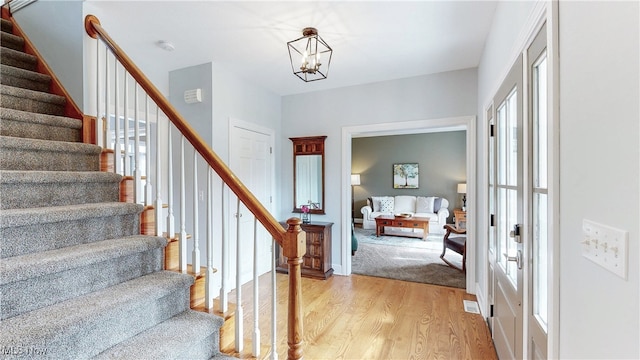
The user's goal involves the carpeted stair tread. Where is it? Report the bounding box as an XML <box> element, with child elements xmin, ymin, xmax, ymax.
<box><xmin>0</xmin><ymin>46</ymin><xmax>37</xmax><ymax>71</ymax></box>
<box><xmin>95</xmin><ymin>310</ymin><xmax>224</xmax><ymax>359</ymax></box>
<box><xmin>1</xmin><ymin>235</ymin><xmax>166</xmax><ymax>285</ymax></box>
<box><xmin>0</xmin><ymin>18</ymin><xmax>12</xmax><ymax>33</ymax></box>
<box><xmin>0</xmin><ymin>170</ymin><xmax>121</xmax><ymax>208</ymax></box>
<box><xmin>0</xmin><ymin>202</ymin><xmax>141</xmax><ymax>228</ymax></box>
<box><xmin>0</xmin><ymin>271</ymin><xmax>194</xmax><ymax>359</ymax></box>
<box><xmin>1</xmin><ymin>202</ymin><xmax>142</xmax><ymax>258</ymax></box>
<box><xmin>0</xmin><ymin>83</ymin><xmax>65</xmax><ymax>115</ymax></box>
<box><xmin>1</xmin><ymin>30</ymin><xmax>24</xmax><ymax>51</ymax></box>
<box><xmin>1</xmin><ymin>64</ymin><xmax>51</xmax><ymax>92</ymax></box>
<box><xmin>1</xmin><ymin>235</ymin><xmax>167</xmax><ymax>320</ymax></box>
<box><xmin>0</xmin><ymin>135</ymin><xmax>100</xmax><ymax>171</ymax></box>
<box><xmin>0</xmin><ymin>107</ymin><xmax>81</xmax><ymax>141</ymax></box>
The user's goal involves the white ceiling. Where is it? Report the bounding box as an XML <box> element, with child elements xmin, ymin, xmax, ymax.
<box><xmin>85</xmin><ymin>1</ymin><xmax>498</xmax><ymax>96</ymax></box>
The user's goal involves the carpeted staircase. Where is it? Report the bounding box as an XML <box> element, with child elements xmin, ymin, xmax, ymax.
<box><xmin>0</xmin><ymin>16</ymin><xmax>229</xmax><ymax>359</ymax></box>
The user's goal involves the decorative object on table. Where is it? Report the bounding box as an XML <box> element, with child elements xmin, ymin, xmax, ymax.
<box><xmin>300</xmin><ymin>204</ymin><xmax>310</xmax><ymax>224</ymax></box>
<box><xmin>393</xmin><ymin>163</ymin><xmax>419</xmax><ymax>189</ymax></box>
<box><xmin>457</xmin><ymin>183</ymin><xmax>467</xmax><ymax>211</ymax></box>
<box><xmin>351</xmin><ymin>173</ymin><xmax>361</xmax><ymax>221</ymax></box>
<box><xmin>287</xmin><ymin>27</ymin><xmax>333</xmax><ymax>82</ymax></box>
<box><xmin>394</xmin><ymin>213</ymin><xmax>412</xmax><ymax>218</ymax></box>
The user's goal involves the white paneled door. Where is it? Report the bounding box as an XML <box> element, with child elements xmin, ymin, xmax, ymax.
<box><xmin>229</xmin><ymin>122</ymin><xmax>273</xmax><ymax>284</ymax></box>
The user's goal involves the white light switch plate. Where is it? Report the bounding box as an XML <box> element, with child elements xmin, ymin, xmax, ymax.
<box><xmin>582</xmin><ymin>219</ymin><xmax>628</xmax><ymax>279</ymax></box>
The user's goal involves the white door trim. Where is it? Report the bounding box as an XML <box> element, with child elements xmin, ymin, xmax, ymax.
<box><xmin>340</xmin><ymin>115</ymin><xmax>477</xmax><ymax>293</ymax></box>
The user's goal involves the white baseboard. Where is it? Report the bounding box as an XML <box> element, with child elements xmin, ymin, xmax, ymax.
<box><xmin>475</xmin><ymin>282</ymin><xmax>488</xmax><ymax>319</ymax></box>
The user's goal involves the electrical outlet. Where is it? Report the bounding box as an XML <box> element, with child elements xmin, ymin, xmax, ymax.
<box><xmin>582</xmin><ymin>219</ymin><xmax>628</xmax><ymax>279</ymax></box>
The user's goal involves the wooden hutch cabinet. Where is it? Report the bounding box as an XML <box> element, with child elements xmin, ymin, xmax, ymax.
<box><xmin>277</xmin><ymin>221</ymin><xmax>333</xmax><ymax>279</ymax></box>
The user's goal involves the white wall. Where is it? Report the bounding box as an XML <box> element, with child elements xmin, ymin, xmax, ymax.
<box><xmin>558</xmin><ymin>1</ymin><xmax>639</xmax><ymax>358</ymax></box>
<box><xmin>281</xmin><ymin>69</ymin><xmax>478</xmax><ymax>273</ymax></box>
<box><xmin>14</xmin><ymin>0</ymin><xmax>84</xmax><ymax>109</ymax></box>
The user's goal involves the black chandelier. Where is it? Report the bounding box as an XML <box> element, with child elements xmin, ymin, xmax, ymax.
<box><xmin>287</xmin><ymin>27</ymin><xmax>333</xmax><ymax>82</ymax></box>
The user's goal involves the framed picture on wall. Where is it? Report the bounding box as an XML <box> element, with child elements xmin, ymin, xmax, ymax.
<box><xmin>393</xmin><ymin>163</ymin><xmax>419</xmax><ymax>189</ymax></box>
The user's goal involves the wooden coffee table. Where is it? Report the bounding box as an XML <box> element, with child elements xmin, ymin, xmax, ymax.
<box><xmin>375</xmin><ymin>215</ymin><xmax>430</xmax><ymax>240</ymax></box>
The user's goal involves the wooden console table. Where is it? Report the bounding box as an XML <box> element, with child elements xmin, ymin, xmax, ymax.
<box><xmin>375</xmin><ymin>215</ymin><xmax>430</xmax><ymax>240</ymax></box>
<box><xmin>277</xmin><ymin>221</ymin><xmax>333</xmax><ymax>279</ymax></box>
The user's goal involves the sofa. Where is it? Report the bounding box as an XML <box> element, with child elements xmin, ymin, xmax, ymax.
<box><xmin>360</xmin><ymin>195</ymin><xmax>450</xmax><ymax>234</ymax></box>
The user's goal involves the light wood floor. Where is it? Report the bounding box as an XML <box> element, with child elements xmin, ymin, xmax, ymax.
<box><xmin>193</xmin><ymin>273</ymin><xmax>497</xmax><ymax>360</ymax></box>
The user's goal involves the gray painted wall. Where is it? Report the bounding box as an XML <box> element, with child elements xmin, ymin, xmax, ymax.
<box><xmin>351</xmin><ymin>131</ymin><xmax>466</xmax><ymax>221</ymax></box>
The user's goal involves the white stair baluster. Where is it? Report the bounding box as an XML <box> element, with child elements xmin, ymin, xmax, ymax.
<box><xmin>220</xmin><ymin>182</ymin><xmax>228</xmax><ymax>313</ymax></box>
<box><xmin>144</xmin><ymin>95</ymin><xmax>153</xmax><ymax>207</ymax></box>
<box><xmin>113</xmin><ymin>62</ymin><xmax>120</xmax><ymax>174</ymax></box>
<box><xmin>192</xmin><ymin>151</ymin><xmax>200</xmax><ymax>276</ymax></box>
<box><xmin>104</xmin><ymin>49</ymin><xmax>110</xmax><ymax>152</ymax></box>
<box><xmin>235</xmin><ymin>198</ymin><xmax>244</xmax><ymax>352</ymax></box>
<box><xmin>133</xmin><ymin>83</ymin><xmax>141</xmax><ymax>204</ymax></box>
<box><xmin>205</xmin><ymin>168</ymin><xmax>214</xmax><ymax>309</ymax></box>
<box><xmin>271</xmin><ymin>237</ymin><xmax>278</xmax><ymax>360</ymax></box>
<box><xmin>166</xmin><ymin>122</ymin><xmax>175</xmax><ymax>237</ymax></box>
<box><xmin>155</xmin><ymin>107</ymin><xmax>164</xmax><ymax>237</ymax></box>
<box><xmin>179</xmin><ymin>136</ymin><xmax>187</xmax><ymax>273</ymax></box>
<box><xmin>123</xmin><ymin>75</ymin><xmax>129</xmax><ymax>176</ymax></box>
<box><xmin>252</xmin><ymin>217</ymin><xmax>260</xmax><ymax>357</ymax></box>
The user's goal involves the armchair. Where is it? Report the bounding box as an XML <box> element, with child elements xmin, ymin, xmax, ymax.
<box><xmin>440</xmin><ymin>224</ymin><xmax>467</xmax><ymax>272</ymax></box>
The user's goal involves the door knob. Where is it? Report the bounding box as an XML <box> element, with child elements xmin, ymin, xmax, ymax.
<box><xmin>503</xmin><ymin>250</ymin><xmax>523</xmax><ymax>269</ymax></box>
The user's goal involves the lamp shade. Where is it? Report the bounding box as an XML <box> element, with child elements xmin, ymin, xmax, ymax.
<box><xmin>351</xmin><ymin>174</ymin><xmax>361</xmax><ymax>186</ymax></box>
<box><xmin>457</xmin><ymin>183</ymin><xmax>467</xmax><ymax>194</ymax></box>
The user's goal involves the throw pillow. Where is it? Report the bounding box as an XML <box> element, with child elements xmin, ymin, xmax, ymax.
<box><xmin>416</xmin><ymin>196</ymin><xmax>434</xmax><ymax>213</ymax></box>
<box><xmin>371</xmin><ymin>196</ymin><xmax>383</xmax><ymax>212</ymax></box>
<box><xmin>379</xmin><ymin>197</ymin><xmax>395</xmax><ymax>212</ymax></box>
<box><xmin>433</xmin><ymin>197</ymin><xmax>442</xmax><ymax>212</ymax></box>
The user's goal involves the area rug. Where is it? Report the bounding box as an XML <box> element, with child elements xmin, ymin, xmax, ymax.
<box><xmin>352</xmin><ymin>227</ymin><xmax>466</xmax><ymax>289</ymax></box>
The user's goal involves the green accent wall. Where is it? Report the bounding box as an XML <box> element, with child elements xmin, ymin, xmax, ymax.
<box><xmin>352</xmin><ymin>131</ymin><xmax>466</xmax><ymax>221</ymax></box>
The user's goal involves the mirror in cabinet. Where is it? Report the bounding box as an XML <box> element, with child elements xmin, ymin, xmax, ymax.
<box><xmin>291</xmin><ymin>135</ymin><xmax>326</xmax><ymax>214</ymax></box>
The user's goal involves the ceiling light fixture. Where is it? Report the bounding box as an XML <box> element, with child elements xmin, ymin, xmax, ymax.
<box><xmin>287</xmin><ymin>27</ymin><xmax>332</xmax><ymax>82</ymax></box>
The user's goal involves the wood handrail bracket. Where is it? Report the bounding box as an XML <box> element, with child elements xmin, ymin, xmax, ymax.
<box><xmin>85</xmin><ymin>15</ymin><xmax>304</xmax><ymax>359</ymax></box>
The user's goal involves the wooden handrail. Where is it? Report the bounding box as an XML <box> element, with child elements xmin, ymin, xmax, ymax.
<box><xmin>84</xmin><ymin>15</ymin><xmax>286</xmax><ymax>245</ymax></box>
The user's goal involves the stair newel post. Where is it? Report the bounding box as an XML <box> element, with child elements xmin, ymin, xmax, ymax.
<box><xmin>155</xmin><ymin>106</ymin><xmax>164</xmax><ymax>237</ymax></box>
<box><xmin>234</xmin><ymin>197</ymin><xmax>244</xmax><ymax>352</ymax></box>
<box><xmin>205</xmin><ymin>168</ymin><xmax>214</xmax><ymax>310</ymax></box>
<box><xmin>192</xmin><ymin>150</ymin><xmax>200</xmax><ymax>276</ymax></box>
<box><xmin>252</xmin><ymin>217</ymin><xmax>261</xmax><ymax>357</ymax></box>
<box><xmin>284</xmin><ymin>217</ymin><xmax>306</xmax><ymax>360</ymax></box>
<box><xmin>179</xmin><ymin>136</ymin><xmax>187</xmax><ymax>273</ymax></box>
<box><xmin>219</xmin><ymin>182</ymin><xmax>228</xmax><ymax>313</ymax></box>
